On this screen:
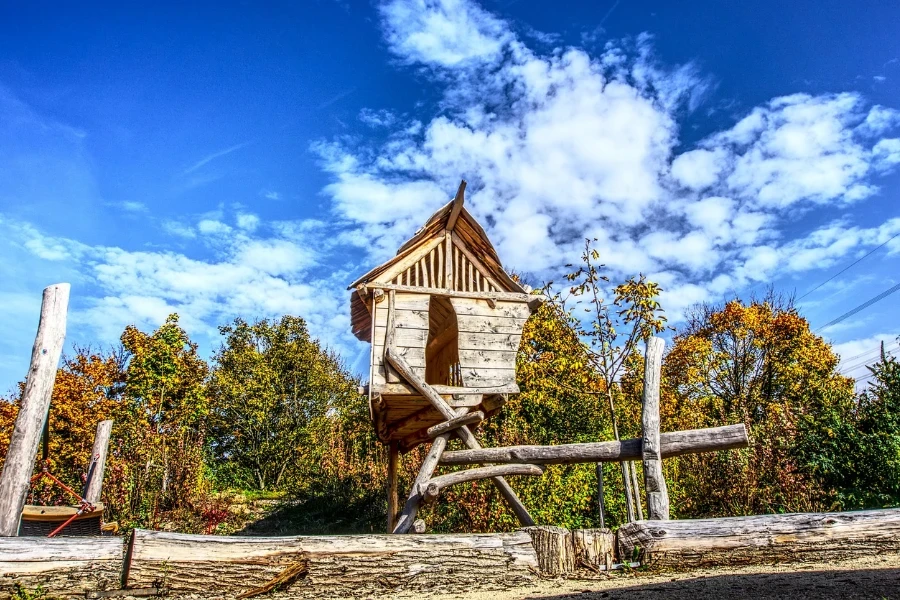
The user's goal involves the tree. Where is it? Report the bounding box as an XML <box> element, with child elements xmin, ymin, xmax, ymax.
<box><xmin>207</xmin><ymin>316</ymin><xmax>359</xmax><ymax>491</ymax></box>
<box><xmin>661</xmin><ymin>295</ymin><xmax>854</xmax><ymax>516</ymax></box>
<box><xmin>120</xmin><ymin>314</ymin><xmax>210</xmax><ymax>519</ymax></box>
<box><xmin>796</xmin><ymin>340</ymin><xmax>900</xmax><ymax>509</ymax></box>
<box><xmin>556</xmin><ymin>239</ymin><xmax>667</xmax><ymax>523</ymax></box>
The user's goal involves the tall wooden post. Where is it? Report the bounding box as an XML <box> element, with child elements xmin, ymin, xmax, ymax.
<box><xmin>641</xmin><ymin>336</ymin><xmax>668</xmax><ymax>520</ymax></box>
<box><xmin>84</xmin><ymin>420</ymin><xmax>113</xmax><ymax>504</ymax></box>
<box><xmin>386</xmin><ymin>441</ymin><xmax>399</xmax><ymax>533</ymax></box>
<box><xmin>0</xmin><ymin>283</ymin><xmax>70</xmax><ymax>536</ymax></box>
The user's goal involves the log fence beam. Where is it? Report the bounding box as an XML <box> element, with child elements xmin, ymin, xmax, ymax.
<box><xmin>84</xmin><ymin>419</ymin><xmax>114</xmax><ymax>504</ymax></box>
<box><xmin>439</xmin><ymin>424</ymin><xmax>749</xmax><ymax>466</ymax></box>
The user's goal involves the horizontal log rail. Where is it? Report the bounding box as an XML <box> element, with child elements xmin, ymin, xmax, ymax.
<box><xmin>423</xmin><ymin>464</ymin><xmax>545</xmax><ymax>503</ymax></box>
<box><xmin>439</xmin><ymin>424</ymin><xmax>749</xmax><ymax>466</ymax></box>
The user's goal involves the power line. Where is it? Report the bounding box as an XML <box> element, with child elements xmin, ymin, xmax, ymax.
<box><xmin>839</xmin><ymin>342</ymin><xmax>900</xmax><ymax>373</ymax></box>
<box><xmin>798</xmin><ymin>231</ymin><xmax>900</xmax><ymax>301</ymax></box>
<box><xmin>817</xmin><ymin>281</ymin><xmax>900</xmax><ymax>332</ymax></box>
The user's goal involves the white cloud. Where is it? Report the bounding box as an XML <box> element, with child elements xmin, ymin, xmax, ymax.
<box><xmin>236</xmin><ymin>213</ymin><xmax>260</xmax><ymax>232</ymax></box>
<box><xmin>313</xmin><ymin>0</ymin><xmax>900</xmax><ymax>326</ymax></box>
<box><xmin>379</xmin><ymin>0</ymin><xmax>513</xmax><ymax>67</ymax></box>
<box><xmin>119</xmin><ymin>201</ymin><xmax>148</xmax><ymax>213</ymax></box>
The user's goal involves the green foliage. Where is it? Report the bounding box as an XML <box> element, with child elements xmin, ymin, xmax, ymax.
<box><xmin>207</xmin><ymin>316</ymin><xmax>361</xmax><ymax>492</ymax></box>
<box><xmin>796</xmin><ymin>342</ymin><xmax>900</xmax><ymax>509</ymax></box>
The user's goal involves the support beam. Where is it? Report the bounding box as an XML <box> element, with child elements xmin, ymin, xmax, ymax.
<box><xmin>641</xmin><ymin>337</ymin><xmax>667</xmax><ymax>520</ymax></box>
<box><xmin>427</xmin><ymin>411</ymin><xmax>484</xmax><ymax>439</ymax></box>
<box><xmin>387</xmin><ymin>442</ymin><xmax>399</xmax><ymax>533</ymax></box>
<box><xmin>439</xmin><ymin>424</ymin><xmax>749</xmax><ymax>466</ymax></box>
<box><xmin>392</xmin><ymin>410</ymin><xmax>466</xmax><ymax>534</ymax></box>
<box><xmin>423</xmin><ymin>464</ymin><xmax>544</xmax><ymax>503</ymax></box>
<box><xmin>84</xmin><ymin>419</ymin><xmax>114</xmax><ymax>504</ymax></box>
<box><xmin>0</xmin><ymin>283</ymin><xmax>70</xmax><ymax>536</ymax></box>
<box><xmin>386</xmin><ymin>348</ymin><xmax>535</xmax><ymax>527</ymax></box>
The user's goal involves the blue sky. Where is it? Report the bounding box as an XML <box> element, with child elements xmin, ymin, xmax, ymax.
<box><xmin>1</xmin><ymin>0</ymin><xmax>899</xmax><ymax>392</ymax></box>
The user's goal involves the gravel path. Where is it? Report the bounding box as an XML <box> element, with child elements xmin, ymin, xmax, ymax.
<box><xmin>383</xmin><ymin>553</ymin><xmax>900</xmax><ymax>600</ymax></box>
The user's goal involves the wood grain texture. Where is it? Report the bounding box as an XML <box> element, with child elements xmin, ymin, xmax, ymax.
<box><xmin>617</xmin><ymin>508</ymin><xmax>900</xmax><ymax>567</ymax></box>
<box><xmin>424</xmin><ymin>464</ymin><xmax>545</xmax><ymax>503</ymax></box>
<box><xmin>0</xmin><ymin>283</ymin><xmax>70</xmax><ymax>536</ymax></box>
<box><xmin>126</xmin><ymin>529</ymin><xmax>539</xmax><ymax>597</ymax></box>
<box><xmin>0</xmin><ymin>536</ymin><xmax>122</xmax><ymax>598</ymax></box>
<box><xmin>641</xmin><ymin>337</ymin><xmax>667</xmax><ymax>520</ymax></box>
<box><xmin>84</xmin><ymin>420</ymin><xmax>113</xmax><ymax>504</ymax></box>
<box><xmin>440</xmin><ymin>424</ymin><xmax>750</xmax><ymax>465</ymax></box>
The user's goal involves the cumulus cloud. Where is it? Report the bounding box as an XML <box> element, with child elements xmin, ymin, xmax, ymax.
<box><xmin>0</xmin><ymin>213</ymin><xmax>358</xmax><ymax>364</ymax></box>
<box><xmin>316</xmin><ymin>0</ymin><xmax>900</xmax><ymax>326</ymax></box>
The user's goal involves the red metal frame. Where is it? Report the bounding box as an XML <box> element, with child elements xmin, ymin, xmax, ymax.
<box><xmin>29</xmin><ymin>461</ymin><xmax>96</xmax><ymax>537</ymax></box>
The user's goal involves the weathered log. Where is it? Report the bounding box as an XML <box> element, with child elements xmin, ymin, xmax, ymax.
<box><xmin>387</xmin><ymin>441</ymin><xmax>399</xmax><ymax>533</ymax></box>
<box><xmin>0</xmin><ymin>283</ymin><xmax>70</xmax><ymax>536</ymax></box>
<box><xmin>440</xmin><ymin>424</ymin><xmax>749</xmax><ymax>465</ymax></box>
<box><xmin>0</xmin><ymin>536</ymin><xmax>122</xmax><ymax>598</ymax></box>
<box><xmin>572</xmin><ymin>528</ymin><xmax>614</xmax><ymax>572</ymax></box>
<box><xmin>524</xmin><ymin>526</ymin><xmax>574</xmax><ymax>576</ymax></box>
<box><xmin>427</xmin><ymin>411</ymin><xmax>484</xmax><ymax>438</ymax></box>
<box><xmin>386</xmin><ymin>349</ymin><xmax>535</xmax><ymax>526</ymax></box>
<box><xmin>84</xmin><ymin>419</ymin><xmax>113</xmax><ymax>504</ymax></box>
<box><xmin>641</xmin><ymin>337</ymin><xmax>668</xmax><ymax>520</ymax></box>
<box><xmin>617</xmin><ymin>508</ymin><xmax>900</xmax><ymax>567</ymax></box>
<box><xmin>423</xmin><ymin>464</ymin><xmax>545</xmax><ymax>503</ymax></box>
<box><xmin>125</xmin><ymin>529</ymin><xmax>539</xmax><ymax>597</ymax></box>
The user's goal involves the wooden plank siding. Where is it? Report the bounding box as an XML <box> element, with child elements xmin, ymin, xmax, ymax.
<box><xmin>450</xmin><ymin>298</ymin><xmax>529</xmax><ymax>389</ymax></box>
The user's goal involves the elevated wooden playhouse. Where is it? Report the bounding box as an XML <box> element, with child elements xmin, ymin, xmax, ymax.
<box><xmin>349</xmin><ymin>181</ymin><xmax>543</xmax><ymax>532</ymax></box>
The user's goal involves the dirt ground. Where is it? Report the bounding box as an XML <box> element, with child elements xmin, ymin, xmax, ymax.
<box><xmin>384</xmin><ymin>553</ymin><xmax>900</xmax><ymax>600</ymax></box>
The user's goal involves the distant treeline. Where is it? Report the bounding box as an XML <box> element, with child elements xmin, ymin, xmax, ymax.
<box><xmin>1</xmin><ymin>288</ymin><xmax>898</xmax><ymax>535</ymax></box>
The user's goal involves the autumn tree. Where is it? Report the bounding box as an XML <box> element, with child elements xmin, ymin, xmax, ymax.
<box><xmin>207</xmin><ymin>316</ymin><xmax>360</xmax><ymax>492</ymax></box>
<box><xmin>661</xmin><ymin>295</ymin><xmax>854</xmax><ymax>516</ymax></box>
<box><xmin>119</xmin><ymin>314</ymin><xmax>210</xmax><ymax>522</ymax></box>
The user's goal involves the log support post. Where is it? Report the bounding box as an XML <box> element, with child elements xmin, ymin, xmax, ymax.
<box><xmin>84</xmin><ymin>419</ymin><xmax>114</xmax><ymax>504</ymax></box>
<box><xmin>387</xmin><ymin>347</ymin><xmax>535</xmax><ymax>528</ymax></box>
<box><xmin>641</xmin><ymin>337</ymin><xmax>668</xmax><ymax>520</ymax></box>
<box><xmin>0</xmin><ymin>283</ymin><xmax>70</xmax><ymax>536</ymax></box>
<box><xmin>387</xmin><ymin>441</ymin><xmax>399</xmax><ymax>533</ymax></box>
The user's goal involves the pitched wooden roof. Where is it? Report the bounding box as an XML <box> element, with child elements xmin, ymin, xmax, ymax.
<box><xmin>348</xmin><ymin>180</ymin><xmax>527</xmax><ymax>342</ymax></box>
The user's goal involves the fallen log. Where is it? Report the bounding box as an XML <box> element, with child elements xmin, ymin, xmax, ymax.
<box><xmin>125</xmin><ymin>529</ymin><xmax>539</xmax><ymax>597</ymax></box>
<box><xmin>440</xmin><ymin>424</ymin><xmax>748</xmax><ymax>465</ymax></box>
<box><xmin>0</xmin><ymin>536</ymin><xmax>122</xmax><ymax>599</ymax></box>
<box><xmin>423</xmin><ymin>464</ymin><xmax>545</xmax><ymax>503</ymax></box>
<box><xmin>617</xmin><ymin>508</ymin><xmax>900</xmax><ymax>567</ymax></box>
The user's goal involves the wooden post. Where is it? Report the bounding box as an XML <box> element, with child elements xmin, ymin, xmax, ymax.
<box><xmin>641</xmin><ymin>336</ymin><xmax>668</xmax><ymax>520</ymax></box>
<box><xmin>387</xmin><ymin>441</ymin><xmax>399</xmax><ymax>533</ymax></box>
<box><xmin>0</xmin><ymin>283</ymin><xmax>69</xmax><ymax>536</ymax></box>
<box><xmin>84</xmin><ymin>420</ymin><xmax>113</xmax><ymax>504</ymax></box>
